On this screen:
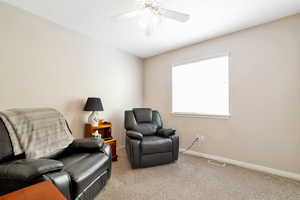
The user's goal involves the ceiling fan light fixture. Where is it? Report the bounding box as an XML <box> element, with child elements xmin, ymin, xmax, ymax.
<box><xmin>138</xmin><ymin>8</ymin><xmax>161</xmax><ymax>35</ymax></box>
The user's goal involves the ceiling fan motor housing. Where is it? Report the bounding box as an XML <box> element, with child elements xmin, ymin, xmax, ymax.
<box><xmin>141</xmin><ymin>0</ymin><xmax>160</xmax><ymax>9</ymax></box>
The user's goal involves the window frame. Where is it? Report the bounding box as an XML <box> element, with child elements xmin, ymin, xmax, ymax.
<box><xmin>171</xmin><ymin>53</ymin><xmax>231</xmax><ymax>119</ymax></box>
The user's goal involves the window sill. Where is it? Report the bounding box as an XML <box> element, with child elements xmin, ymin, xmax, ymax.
<box><xmin>171</xmin><ymin>112</ymin><xmax>231</xmax><ymax>119</ymax></box>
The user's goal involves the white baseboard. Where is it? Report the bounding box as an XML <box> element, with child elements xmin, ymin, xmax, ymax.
<box><xmin>180</xmin><ymin>148</ymin><xmax>300</xmax><ymax>182</ymax></box>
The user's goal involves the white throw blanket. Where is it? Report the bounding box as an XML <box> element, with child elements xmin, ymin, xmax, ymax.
<box><xmin>0</xmin><ymin>108</ymin><xmax>74</xmax><ymax>159</ymax></box>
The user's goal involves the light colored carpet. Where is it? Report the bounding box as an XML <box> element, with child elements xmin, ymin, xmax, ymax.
<box><xmin>96</xmin><ymin>149</ymin><xmax>300</xmax><ymax>200</ymax></box>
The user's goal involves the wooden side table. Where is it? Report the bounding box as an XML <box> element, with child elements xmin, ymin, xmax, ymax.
<box><xmin>105</xmin><ymin>138</ymin><xmax>118</xmax><ymax>161</ymax></box>
<box><xmin>0</xmin><ymin>181</ymin><xmax>66</xmax><ymax>200</ymax></box>
<box><xmin>85</xmin><ymin>122</ymin><xmax>118</xmax><ymax>161</ymax></box>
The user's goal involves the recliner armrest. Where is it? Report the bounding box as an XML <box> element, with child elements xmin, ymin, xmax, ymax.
<box><xmin>69</xmin><ymin>138</ymin><xmax>105</xmax><ymax>152</ymax></box>
<box><xmin>126</xmin><ymin>131</ymin><xmax>143</xmax><ymax>140</ymax></box>
<box><xmin>157</xmin><ymin>128</ymin><xmax>176</xmax><ymax>137</ymax></box>
<box><xmin>0</xmin><ymin>159</ymin><xmax>64</xmax><ymax>181</ymax></box>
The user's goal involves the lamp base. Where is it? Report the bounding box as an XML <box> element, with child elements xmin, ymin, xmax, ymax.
<box><xmin>88</xmin><ymin>111</ymin><xmax>99</xmax><ymax>127</ymax></box>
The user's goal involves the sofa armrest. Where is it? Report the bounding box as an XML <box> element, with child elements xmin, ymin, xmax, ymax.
<box><xmin>126</xmin><ymin>131</ymin><xmax>143</xmax><ymax>140</ymax></box>
<box><xmin>157</xmin><ymin>128</ymin><xmax>176</xmax><ymax>138</ymax></box>
<box><xmin>69</xmin><ymin>138</ymin><xmax>104</xmax><ymax>152</ymax></box>
<box><xmin>0</xmin><ymin>159</ymin><xmax>64</xmax><ymax>181</ymax></box>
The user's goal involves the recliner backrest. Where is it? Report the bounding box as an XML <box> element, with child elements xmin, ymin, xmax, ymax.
<box><xmin>133</xmin><ymin>108</ymin><xmax>152</xmax><ymax>123</ymax></box>
<box><xmin>125</xmin><ymin>108</ymin><xmax>163</xmax><ymax>136</ymax></box>
<box><xmin>0</xmin><ymin>119</ymin><xmax>72</xmax><ymax>162</ymax></box>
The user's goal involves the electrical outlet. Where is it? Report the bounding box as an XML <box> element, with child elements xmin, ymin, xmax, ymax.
<box><xmin>200</xmin><ymin>135</ymin><xmax>205</xmax><ymax>141</ymax></box>
<box><xmin>197</xmin><ymin>135</ymin><xmax>205</xmax><ymax>142</ymax></box>
<box><xmin>196</xmin><ymin>129</ymin><xmax>205</xmax><ymax>142</ymax></box>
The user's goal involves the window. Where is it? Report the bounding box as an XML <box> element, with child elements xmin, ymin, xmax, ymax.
<box><xmin>172</xmin><ymin>55</ymin><xmax>230</xmax><ymax>117</ymax></box>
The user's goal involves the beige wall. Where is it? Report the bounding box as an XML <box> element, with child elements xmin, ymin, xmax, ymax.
<box><xmin>0</xmin><ymin>2</ymin><xmax>143</xmax><ymax>145</ymax></box>
<box><xmin>144</xmin><ymin>14</ymin><xmax>300</xmax><ymax>173</ymax></box>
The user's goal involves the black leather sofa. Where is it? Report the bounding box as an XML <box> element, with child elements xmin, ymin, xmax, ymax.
<box><xmin>0</xmin><ymin>119</ymin><xmax>112</xmax><ymax>200</ymax></box>
<box><xmin>125</xmin><ymin>108</ymin><xmax>179</xmax><ymax>168</ymax></box>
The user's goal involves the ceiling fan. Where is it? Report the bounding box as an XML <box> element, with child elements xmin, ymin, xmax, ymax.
<box><xmin>114</xmin><ymin>0</ymin><xmax>190</xmax><ymax>36</ymax></box>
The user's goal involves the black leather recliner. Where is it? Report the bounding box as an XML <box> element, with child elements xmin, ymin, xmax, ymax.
<box><xmin>125</xmin><ymin>108</ymin><xmax>179</xmax><ymax>168</ymax></box>
<box><xmin>0</xmin><ymin>119</ymin><xmax>112</xmax><ymax>200</ymax></box>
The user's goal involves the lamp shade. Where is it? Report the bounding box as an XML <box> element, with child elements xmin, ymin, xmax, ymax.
<box><xmin>84</xmin><ymin>97</ymin><xmax>104</xmax><ymax>111</ymax></box>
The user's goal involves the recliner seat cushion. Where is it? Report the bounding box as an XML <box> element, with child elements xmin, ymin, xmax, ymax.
<box><xmin>142</xmin><ymin>136</ymin><xmax>172</xmax><ymax>155</ymax></box>
<box><xmin>58</xmin><ymin>152</ymin><xmax>109</xmax><ymax>198</ymax></box>
<box><xmin>135</xmin><ymin>123</ymin><xmax>158</xmax><ymax>136</ymax></box>
<box><xmin>133</xmin><ymin>108</ymin><xmax>152</xmax><ymax>122</ymax></box>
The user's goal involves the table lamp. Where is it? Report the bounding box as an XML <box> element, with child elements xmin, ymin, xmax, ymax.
<box><xmin>84</xmin><ymin>97</ymin><xmax>104</xmax><ymax>126</ymax></box>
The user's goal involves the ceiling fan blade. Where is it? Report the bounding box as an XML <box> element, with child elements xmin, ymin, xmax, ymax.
<box><xmin>113</xmin><ymin>9</ymin><xmax>144</xmax><ymax>21</ymax></box>
<box><xmin>159</xmin><ymin>8</ymin><xmax>190</xmax><ymax>22</ymax></box>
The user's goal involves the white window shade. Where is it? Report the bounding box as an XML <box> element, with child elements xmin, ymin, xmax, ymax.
<box><xmin>172</xmin><ymin>56</ymin><xmax>230</xmax><ymax>116</ymax></box>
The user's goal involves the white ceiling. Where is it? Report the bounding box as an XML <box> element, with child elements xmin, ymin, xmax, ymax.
<box><xmin>2</xmin><ymin>0</ymin><xmax>300</xmax><ymax>58</ymax></box>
